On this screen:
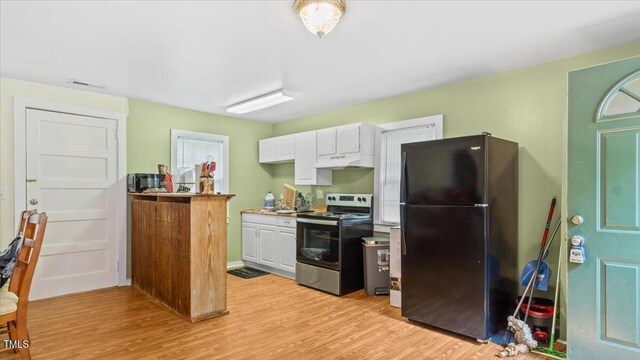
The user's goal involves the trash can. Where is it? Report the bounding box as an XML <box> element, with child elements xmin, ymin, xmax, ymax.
<box><xmin>362</xmin><ymin>237</ymin><xmax>390</xmax><ymax>296</ymax></box>
<box><xmin>516</xmin><ymin>296</ymin><xmax>555</xmax><ymax>346</ymax></box>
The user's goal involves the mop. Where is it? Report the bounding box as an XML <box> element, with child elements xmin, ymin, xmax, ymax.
<box><xmin>491</xmin><ymin>219</ymin><xmax>561</xmax><ymax>348</ymax></box>
<box><xmin>532</xmin><ymin>233</ymin><xmax>567</xmax><ymax>359</ymax></box>
<box><xmin>497</xmin><ymin>198</ymin><xmax>556</xmax><ymax>358</ymax></box>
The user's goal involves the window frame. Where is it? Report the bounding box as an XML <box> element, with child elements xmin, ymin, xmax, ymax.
<box><xmin>373</xmin><ymin>115</ymin><xmax>443</xmax><ymax>233</ymax></box>
<box><xmin>170</xmin><ymin>129</ymin><xmax>230</xmax><ymax>194</ymax></box>
<box><xmin>595</xmin><ymin>69</ymin><xmax>640</xmax><ymax>122</ymax></box>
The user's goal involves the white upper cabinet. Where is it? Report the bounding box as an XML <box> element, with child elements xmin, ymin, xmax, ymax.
<box><xmin>316</xmin><ymin>123</ymin><xmax>377</xmax><ymax>169</ymax></box>
<box><xmin>294</xmin><ymin>131</ymin><xmax>332</xmax><ymax>185</ymax></box>
<box><xmin>337</xmin><ymin>124</ymin><xmax>360</xmax><ymax>154</ymax></box>
<box><xmin>277</xmin><ymin>136</ymin><xmax>294</xmax><ymax>159</ymax></box>
<box><xmin>316</xmin><ymin>128</ymin><xmax>337</xmax><ymax>156</ymax></box>
<box><xmin>259</xmin><ymin>134</ymin><xmax>294</xmax><ymax>163</ymax></box>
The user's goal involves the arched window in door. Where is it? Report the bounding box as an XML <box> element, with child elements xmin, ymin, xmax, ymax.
<box><xmin>596</xmin><ymin>69</ymin><xmax>640</xmax><ymax>121</ymax></box>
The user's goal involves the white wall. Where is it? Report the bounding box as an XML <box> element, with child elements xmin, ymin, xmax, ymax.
<box><xmin>0</xmin><ymin>77</ymin><xmax>128</xmax><ymax>247</ymax></box>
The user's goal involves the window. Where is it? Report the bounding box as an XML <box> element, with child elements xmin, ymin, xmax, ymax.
<box><xmin>596</xmin><ymin>70</ymin><xmax>640</xmax><ymax>121</ymax></box>
<box><xmin>374</xmin><ymin>115</ymin><xmax>443</xmax><ymax>232</ymax></box>
<box><xmin>170</xmin><ymin>129</ymin><xmax>229</xmax><ymax>194</ymax></box>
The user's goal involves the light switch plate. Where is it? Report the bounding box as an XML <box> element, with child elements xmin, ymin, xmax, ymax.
<box><xmin>316</xmin><ymin>190</ymin><xmax>323</xmax><ymax>199</ymax></box>
<box><xmin>0</xmin><ymin>188</ymin><xmax>6</xmax><ymax>200</ymax></box>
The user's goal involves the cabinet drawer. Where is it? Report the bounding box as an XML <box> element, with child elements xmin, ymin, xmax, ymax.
<box><xmin>242</xmin><ymin>213</ymin><xmax>277</xmax><ymax>225</ymax></box>
<box><xmin>276</xmin><ymin>216</ymin><xmax>297</xmax><ymax>228</ymax></box>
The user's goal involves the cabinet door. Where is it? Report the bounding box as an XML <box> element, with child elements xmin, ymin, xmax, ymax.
<box><xmin>258</xmin><ymin>225</ymin><xmax>277</xmax><ymax>266</ymax></box>
<box><xmin>242</xmin><ymin>223</ymin><xmax>258</xmax><ymax>262</ymax></box>
<box><xmin>337</xmin><ymin>124</ymin><xmax>360</xmax><ymax>154</ymax></box>
<box><xmin>259</xmin><ymin>138</ymin><xmax>276</xmax><ymax>163</ymax></box>
<box><xmin>295</xmin><ymin>131</ymin><xmax>332</xmax><ymax>186</ymax></box>
<box><xmin>277</xmin><ymin>227</ymin><xmax>297</xmax><ymax>273</ymax></box>
<box><xmin>276</xmin><ymin>135</ymin><xmax>295</xmax><ymax>161</ymax></box>
<box><xmin>317</xmin><ymin>128</ymin><xmax>337</xmax><ymax>156</ymax></box>
<box><xmin>295</xmin><ymin>131</ymin><xmax>316</xmax><ymax>184</ymax></box>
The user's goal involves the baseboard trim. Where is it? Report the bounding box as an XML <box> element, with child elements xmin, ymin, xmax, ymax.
<box><xmin>242</xmin><ymin>260</ymin><xmax>295</xmax><ymax>280</ymax></box>
<box><xmin>123</xmin><ymin>263</ymin><xmax>244</xmax><ymax>286</ymax></box>
<box><xmin>227</xmin><ymin>260</ymin><xmax>245</xmax><ymax>270</ymax></box>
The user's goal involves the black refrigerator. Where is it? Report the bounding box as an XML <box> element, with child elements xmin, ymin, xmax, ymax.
<box><xmin>400</xmin><ymin>134</ymin><xmax>518</xmax><ymax>340</ymax></box>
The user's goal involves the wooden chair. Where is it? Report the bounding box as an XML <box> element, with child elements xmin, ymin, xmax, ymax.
<box><xmin>0</xmin><ymin>210</ymin><xmax>35</xmax><ymax>292</ymax></box>
<box><xmin>0</xmin><ymin>212</ymin><xmax>47</xmax><ymax>360</ymax></box>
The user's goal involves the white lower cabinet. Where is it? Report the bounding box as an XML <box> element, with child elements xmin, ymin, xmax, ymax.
<box><xmin>276</xmin><ymin>227</ymin><xmax>296</xmax><ymax>272</ymax></box>
<box><xmin>257</xmin><ymin>225</ymin><xmax>277</xmax><ymax>266</ymax></box>
<box><xmin>241</xmin><ymin>223</ymin><xmax>258</xmax><ymax>262</ymax></box>
<box><xmin>241</xmin><ymin>213</ymin><xmax>297</xmax><ymax>278</ymax></box>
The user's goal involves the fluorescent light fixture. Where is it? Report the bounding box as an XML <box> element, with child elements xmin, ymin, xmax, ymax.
<box><xmin>227</xmin><ymin>90</ymin><xmax>294</xmax><ymax>114</ymax></box>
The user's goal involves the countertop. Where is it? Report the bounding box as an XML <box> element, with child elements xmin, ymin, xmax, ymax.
<box><xmin>241</xmin><ymin>205</ymin><xmax>327</xmax><ymax>217</ymax></box>
<box><xmin>240</xmin><ymin>209</ymin><xmax>300</xmax><ymax>217</ymax></box>
<box><xmin>129</xmin><ymin>192</ymin><xmax>235</xmax><ymax>199</ymax></box>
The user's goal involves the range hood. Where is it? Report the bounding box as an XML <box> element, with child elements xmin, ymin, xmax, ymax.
<box><xmin>314</xmin><ymin>154</ymin><xmax>374</xmax><ymax>170</ymax></box>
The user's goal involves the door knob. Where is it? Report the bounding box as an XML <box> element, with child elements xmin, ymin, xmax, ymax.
<box><xmin>30</xmin><ymin>199</ymin><xmax>38</xmax><ymax>205</ymax></box>
<box><xmin>571</xmin><ymin>215</ymin><xmax>584</xmax><ymax>225</ymax></box>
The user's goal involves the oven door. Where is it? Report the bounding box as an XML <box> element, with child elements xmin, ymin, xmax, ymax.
<box><xmin>296</xmin><ymin>218</ymin><xmax>340</xmax><ymax>271</ymax></box>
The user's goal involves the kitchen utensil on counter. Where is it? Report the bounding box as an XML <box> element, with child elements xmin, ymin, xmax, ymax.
<box><xmin>199</xmin><ymin>160</ymin><xmax>216</xmax><ymax>194</ymax></box>
<box><xmin>295</xmin><ymin>192</ymin><xmax>313</xmax><ymax>212</ymax></box>
<box><xmin>283</xmin><ymin>184</ymin><xmax>296</xmax><ymax>210</ymax></box>
<box><xmin>200</xmin><ymin>177</ymin><xmax>213</xmax><ymax>194</ymax></box>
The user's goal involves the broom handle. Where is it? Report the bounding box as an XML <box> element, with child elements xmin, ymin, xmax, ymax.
<box><xmin>543</xmin><ymin>220</ymin><xmax>562</xmax><ymax>259</ymax></box>
<box><xmin>525</xmin><ymin>197</ymin><xmax>557</xmax><ymax>322</ymax></box>
<box><xmin>513</xmin><ymin>220</ymin><xmax>561</xmax><ymax>318</ymax></box>
<box><xmin>514</xmin><ymin>271</ymin><xmax>536</xmax><ymax>317</ymax></box>
<box><xmin>548</xmin><ymin>234</ymin><xmax>564</xmax><ymax>350</ymax></box>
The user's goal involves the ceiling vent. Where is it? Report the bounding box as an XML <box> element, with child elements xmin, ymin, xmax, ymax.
<box><xmin>67</xmin><ymin>79</ymin><xmax>106</xmax><ymax>89</ymax></box>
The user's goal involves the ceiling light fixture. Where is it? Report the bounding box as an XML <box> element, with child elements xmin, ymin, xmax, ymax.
<box><xmin>294</xmin><ymin>0</ymin><xmax>346</xmax><ymax>38</ymax></box>
<box><xmin>226</xmin><ymin>90</ymin><xmax>294</xmax><ymax>115</ymax></box>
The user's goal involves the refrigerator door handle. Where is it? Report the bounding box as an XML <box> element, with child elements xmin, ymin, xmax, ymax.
<box><xmin>400</xmin><ymin>151</ymin><xmax>408</xmax><ymax>204</ymax></box>
<box><xmin>400</xmin><ymin>203</ymin><xmax>407</xmax><ymax>255</ymax></box>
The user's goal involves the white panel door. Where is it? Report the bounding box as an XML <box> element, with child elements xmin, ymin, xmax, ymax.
<box><xmin>295</xmin><ymin>131</ymin><xmax>316</xmax><ymax>184</ymax></box>
<box><xmin>241</xmin><ymin>223</ymin><xmax>258</xmax><ymax>262</ymax></box>
<box><xmin>259</xmin><ymin>138</ymin><xmax>276</xmax><ymax>163</ymax></box>
<box><xmin>277</xmin><ymin>227</ymin><xmax>296</xmax><ymax>273</ymax></box>
<box><xmin>337</xmin><ymin>124</ymin><xmax>360</xmax><ymax>154</ymax></box>
<box><xmin>316</xmin><ymin>128</ymin><xmax>337</xmax><ymax>156</ymax></box>
<box><xmin>257</xmin><ymin>225</ymin><xmax>277</xmax><ymax>266</ymax></box>
<box><xmin>276</xmin><ymin>135</ymin><xmax>295</xmax><ymax>160</ymax></box>
<box><xmin>26</xmin><ymin>109</ymin><xmax>118</xmax><ymax>300</ymax></box>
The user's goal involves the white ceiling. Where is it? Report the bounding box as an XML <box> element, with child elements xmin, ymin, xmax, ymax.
<box><xmin>2</xmin><ymin>1</ymin><xmax>639</xmax><ymax>123</ymax></box>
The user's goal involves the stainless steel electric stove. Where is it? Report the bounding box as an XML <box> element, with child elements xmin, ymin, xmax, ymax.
<box><xmin>295</xmin><ymin>193</ymin><xmax>373</xmax><ymax>295</ymax></box>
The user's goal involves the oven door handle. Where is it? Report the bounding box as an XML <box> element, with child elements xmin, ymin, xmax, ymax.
<box><xmin>296</xmin><ymin>218</ymin><xmax>339</xmax><ymax>226</ymax></box>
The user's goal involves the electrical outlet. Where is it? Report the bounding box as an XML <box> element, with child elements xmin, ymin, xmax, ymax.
<box><xmin>316</xmin><ymin>190</ymin><xmax>323</xmax><ymax>199</ymax></box>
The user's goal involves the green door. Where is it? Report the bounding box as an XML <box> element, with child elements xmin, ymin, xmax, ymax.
<box><xmin>568</xmin><ymin>57</ymin><xmax>640</xmax><ymax>359</ymax></box>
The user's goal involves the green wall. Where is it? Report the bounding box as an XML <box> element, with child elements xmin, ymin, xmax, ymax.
<box><xmin>127</xmin><ymin>99</ymin><xmax>274</xmax><ymax>263</ymax></box>
<box><xmin>271</xmin><ymin>42</ymin><xmax>640</xmax><ymax>276</ymax></box>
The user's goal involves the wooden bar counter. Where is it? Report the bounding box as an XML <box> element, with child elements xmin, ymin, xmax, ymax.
<box><xmin>130</xmin><ymin>193</ymin><xmax>235</xmax><ymax>322</ymax></box>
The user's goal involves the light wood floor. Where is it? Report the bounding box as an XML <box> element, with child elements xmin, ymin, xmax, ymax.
<box><xmin>2</xmin><ymin>274</ymin><xmax>546</xmax><ymax>359</ymax></box>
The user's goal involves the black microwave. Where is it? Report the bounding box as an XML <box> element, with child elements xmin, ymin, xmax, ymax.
<box><xmin>127</xmin><ymin>173</ymin><xmax>165</xmax><ymax>192</ymax></box>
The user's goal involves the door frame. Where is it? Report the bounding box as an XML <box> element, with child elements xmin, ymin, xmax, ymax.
<box><xmin>12</xmin><ymin>97</ymin><xmax>128</xmax><ymax>286</ymax></box>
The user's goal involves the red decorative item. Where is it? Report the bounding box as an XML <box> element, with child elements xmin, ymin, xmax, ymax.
<box><xmin>201</xmin><ymin>161</ymin><xmax>216</xmax><ymax>178</ymax></box>
<box><xmin>164</xmin><ymin>172</ymin><xmax>173</xmax><ymax>193</ymax></box>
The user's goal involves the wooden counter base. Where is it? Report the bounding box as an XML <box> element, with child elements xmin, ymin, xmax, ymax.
<box><xmin>130</xmin><ymin>193</ymin><xmax>235</xmax><ymax>322</ymax></box>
